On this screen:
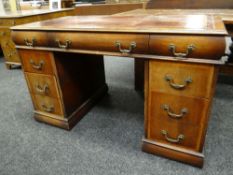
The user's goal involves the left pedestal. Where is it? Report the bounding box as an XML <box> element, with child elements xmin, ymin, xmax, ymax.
<box><xmin>19</xmin><ymin>49</ymin><xmax>107</xmax><ymax>130</ymax></box>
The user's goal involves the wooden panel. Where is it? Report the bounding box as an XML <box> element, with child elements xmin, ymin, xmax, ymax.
<box><xmin>74</xmin><ymin>3</ymin><xmax>143</xmax><ymax>16</ymax></box>
<box><xmin>32</xmin><ymin>94</ymin><xmax>64</xmax><ymax>116</ymax></box>
<box><xmin>149</xmin><ymin>60</ymin><xmax>216</xmax><ymax>99</ymax></box>
<box><xmin>19</xmin><ymin>50</ymin><xmax>55</xmax><ymax>75</ymax></box>
<box><xmin>149</xmin><ymin>91</ymin><xmax>210</xmax><ymax>126</ymax></box>
<box><xmin>25</xmin><ymin>72</ymin><xmax>60</xmax><ymax>98</ymax></box>
<box><xmin>53</xmin><ymin>52</ymin><xmax>106</xmax><ymax>116</ymax></box>
<box><xmin>145</xmin><ymin>0</ymin><xmax>233</xmax><ymax>9</ymax></box>
<box><xmin>149</xmin><ymin>35</ymin><xmax>226</xmax><ymax>60</ymax></box>
<box><xmin>0</xmin><ymin>19</ymin><xmax>15</xmax><ymax>26</ymax></box>
<box><xmin>48</xmin><ymin>32</ymin><xmax>149</xmax><ymax>54</ymax></box>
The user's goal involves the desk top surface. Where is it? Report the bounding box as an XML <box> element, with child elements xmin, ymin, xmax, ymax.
<box><xmin>117</xmin><ymin>9</ymin><xmax>233</xmax><ymax>25</ymax></box>
<box><xmin>0</xmin><ymin>8</ymin><xmax>73</xmax><ymax>19</ymax></box>
<box><xmin>11</xmin><ymin>15</ymin><xmax>226</xmax><ymax>35</ymax></box>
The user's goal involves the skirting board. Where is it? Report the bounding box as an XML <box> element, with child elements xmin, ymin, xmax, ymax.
<box><xmin>142</xmin><ymin>138</ymin><xmax>204</xmax><ymax>168</ymax></box>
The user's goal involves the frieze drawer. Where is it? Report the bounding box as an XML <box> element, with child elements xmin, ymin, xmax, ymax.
<box><xmin>149</xmin><ymin>35</ymin><xmax>226</xmax><ymax>59</ymax></box>
<box><xmin>11</xmin><ymin>31</ymin><xmax>48</xmax><ymax>47</ymax></box>
<box><xmin>48</xmin><ymin>32</ymin><xmax>150</xmax><ymax>54</ymax></box>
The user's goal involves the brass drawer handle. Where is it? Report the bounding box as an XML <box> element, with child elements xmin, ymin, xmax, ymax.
<box><xmin>36</xmin><ymin>84</ymin><xmax>49</xmax><ymax>94</ymax></box>
<box><xmin>41</xmin><ymin>104</ymin><xmax>54</xmax><ymax>113</ymax></box>
<box><xmin>30</xmin><ymin>59</ymin><xmax>44</xmax><ymax>70</ymax></box>
<box><xmin>162</xmin><ymin>104</ymin><xmax>188</xmax><ymax>119</ymax></box>
<box><xmin>24</xmin><ymin>38</ymin><xmax>36</xmax><ymax>47</ymax></box>
<box><xmin>164</xmin><ymin>75</ymin><xmax>192</xmax><ymax>90</ymax></box>
<box><xmin>169</xmin><ymin>44</ymin><xmax>195</xmax><ymax>58</ymax></box>
<box><xmin>115</xmin><ymin>41</ymin><xmax>136</xmax><ymax>54</ymax></box>
<box><xmin>55</xmin><ymin>39</ymin><xmax>72</xmax><ymax>49</ymax></box>
<box><xmin>161</xmin><ymin>130</ymin><xmax>184</xmax><ymax>143</ymax></box>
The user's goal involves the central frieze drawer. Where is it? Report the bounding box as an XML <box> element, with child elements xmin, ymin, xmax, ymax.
<box><xmin>25</xmin><ymin>72</ymin><xmax>60</xmax><ymax>98</ymax></box>
<box><xmin>48</xmin><ymin>32</ymin><xmax>150</xmax><ymax>54</ymax></box>
<box><xmin>149</xmin><ymin>60</ymin><xmax>216</xmax><ymax>99</ymax></box>
<box><xmin>149</xmin><ymin>35</ymin><xmax>225</xmax><ymax>59</ymax></box>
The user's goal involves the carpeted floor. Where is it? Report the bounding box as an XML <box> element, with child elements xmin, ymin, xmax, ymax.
<box><xmin>0</xmin><ymin>56</ymin><xmax>232</xmax><ymax>175</ymax></box>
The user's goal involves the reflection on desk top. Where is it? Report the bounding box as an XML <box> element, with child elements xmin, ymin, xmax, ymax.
<box><xmin>117</xmin><ymin>9</ymin><xmax>233</xmax><ymax>25</ymax></box>
<box><xmin>11</xmin><ymin>15</ymin><xmax>227</xmax><ymax>35</ymax></box>
<box><xmin>0</xmin><ymin>8</ymin><xmax>73</xmax><ymax>18</ymax></box>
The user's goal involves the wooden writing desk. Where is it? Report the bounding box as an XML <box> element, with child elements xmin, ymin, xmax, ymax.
<box><xmin>11</xmin><ymin>15</ymin><xmax>227</xmax><ymax>167</ymax></box>
<box><xmin>0</xmin><ymin>8</ymin><xmax>74</xmax><ymax>69</ymax></box>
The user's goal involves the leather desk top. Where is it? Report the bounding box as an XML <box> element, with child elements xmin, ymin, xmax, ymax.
<box><xmin>11</xmin><ymin>15</ymin><xmax>226</xmax><ymax>35</ymax></box>
<box><xmin>117</xmin><ymin>9</ymin><xmax>233</xmax><ymax>25</ymax></box>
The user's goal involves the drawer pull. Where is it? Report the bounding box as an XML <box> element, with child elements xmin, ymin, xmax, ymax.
<box><xmin>24</xmin><ymin>38</ymin><xmax>36</xmax><ymax>47</ymax></box>
<box><xmin>169</xmin><ymin>44</ymin><xmax>195</xmax><ymax>58</ymax></box>
<box><xmin>55</xmin><ymin>39</ymin><xmax>72</xmax><ymax>49</ymax></box>
<box><xmin>161</xmin><ymin>130</ymin><xmax>184</xmax><ymax>143</ymax></box>
<box><xmin>162</xmin><ymin>104</ymin><xmax>188</xmax><ymax>119</ymax></box>
<box><xmin>115</xmin><ymin>41</ymin><xmax>136</xmax><ymax>54</ymax></box>
<box><xmin>30</xmin><ymin>59</ymin><xmax>44</xmax><ymax>70</ymax></box>
<box><xmin>36</xmin><ymin>84</ymin><xmax>49</xmax><ymax>94</ymax></box>
<box><xmin>164</xmin><ymin>75</ymin><xmax>192</xmax><ymax>90</ymax></box>
<box><xmin>41</xmin><ymin>104</ymin><xmax>54</xmax><ymax>113</ymax></box>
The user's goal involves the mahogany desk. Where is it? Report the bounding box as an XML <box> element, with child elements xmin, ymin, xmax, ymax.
<box><xmin>0</xmin><ymin>8</ymin><xmax>74</xmax><ymax>69</ymax></box>
<box><xmin>11</xmin><ymin>15</ymin><xmax>227</xmax><ymax>167</ymax></box>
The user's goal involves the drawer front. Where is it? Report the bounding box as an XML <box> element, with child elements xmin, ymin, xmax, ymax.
<box><xmin>32</xmin><ymin>94</ymin><xmax>64</xmax><ymax>116</ymax></box>
<box><xmin>19</xmin><ymin>50</ymin><xmax>55</xmax><ymax>75</ymax></box>
<box><xmin>149</xmin><ymin>35</ymin><xmax>225</xmax><ymax>59</ymax></box>
<box><xmin>149</xmin><ymin>60</ymin><xmax>216</xmax><ymax>99</ymax></box>
<box><xmin>25</xmin><ymin>72</ymin><xmax>60</xmax><ymax>98</ymax></box>
<box><xmin>148</xmin><ymin>117</ymin><xmax>202</xmax><ymax>151</ymax></box>
<box><xmin>149</xmin><ymin>91</ymin><xmax>209</xmax><ymax>126</ymax></box>
<box><xmin>11</xmin><ymin>31</ymin><xmax>48</xmax><ymax>47</ymax></box>
<box><xmin>48</xmin><ymin>32</ymin><xmax>149</xmax><ymax>54</ymax></box>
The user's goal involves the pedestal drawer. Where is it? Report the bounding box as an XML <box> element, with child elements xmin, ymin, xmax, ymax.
<box><xmin>19</xmin><ymin>50</ymin><xmax>55</xmax><ymax>75</ymax></box>
<box><xmin>32</xmin><ymin>94</ymin><xmax>64</xmax><ymax>116</ymax></box>
<box><xmin>149</xmin><ymin>35</ymin><xmax>225</xmax><ymax>59</ymax></box>
<box><xmin>147</xmin><ymin>117</ymin><xmax>202</xmax><ymax>151</ymax></box>
<box><xmin>149</xmin><ymin>91</ymin><xmax>209</xmax><ymax>126</ymax></box>
<box><xmin>149</xmin><ymin>60</ymin><xmax>216</xmax><ymax>99</ymax></box>
<box><xmin>25</xmin><ymin>72</ymin><xmax>60</xmax><ymax>98</ymax></box>
<box><xmin>48</xmin><ymin>32</ymin><xmax>149</xmax><ymax>54</ymax></box>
